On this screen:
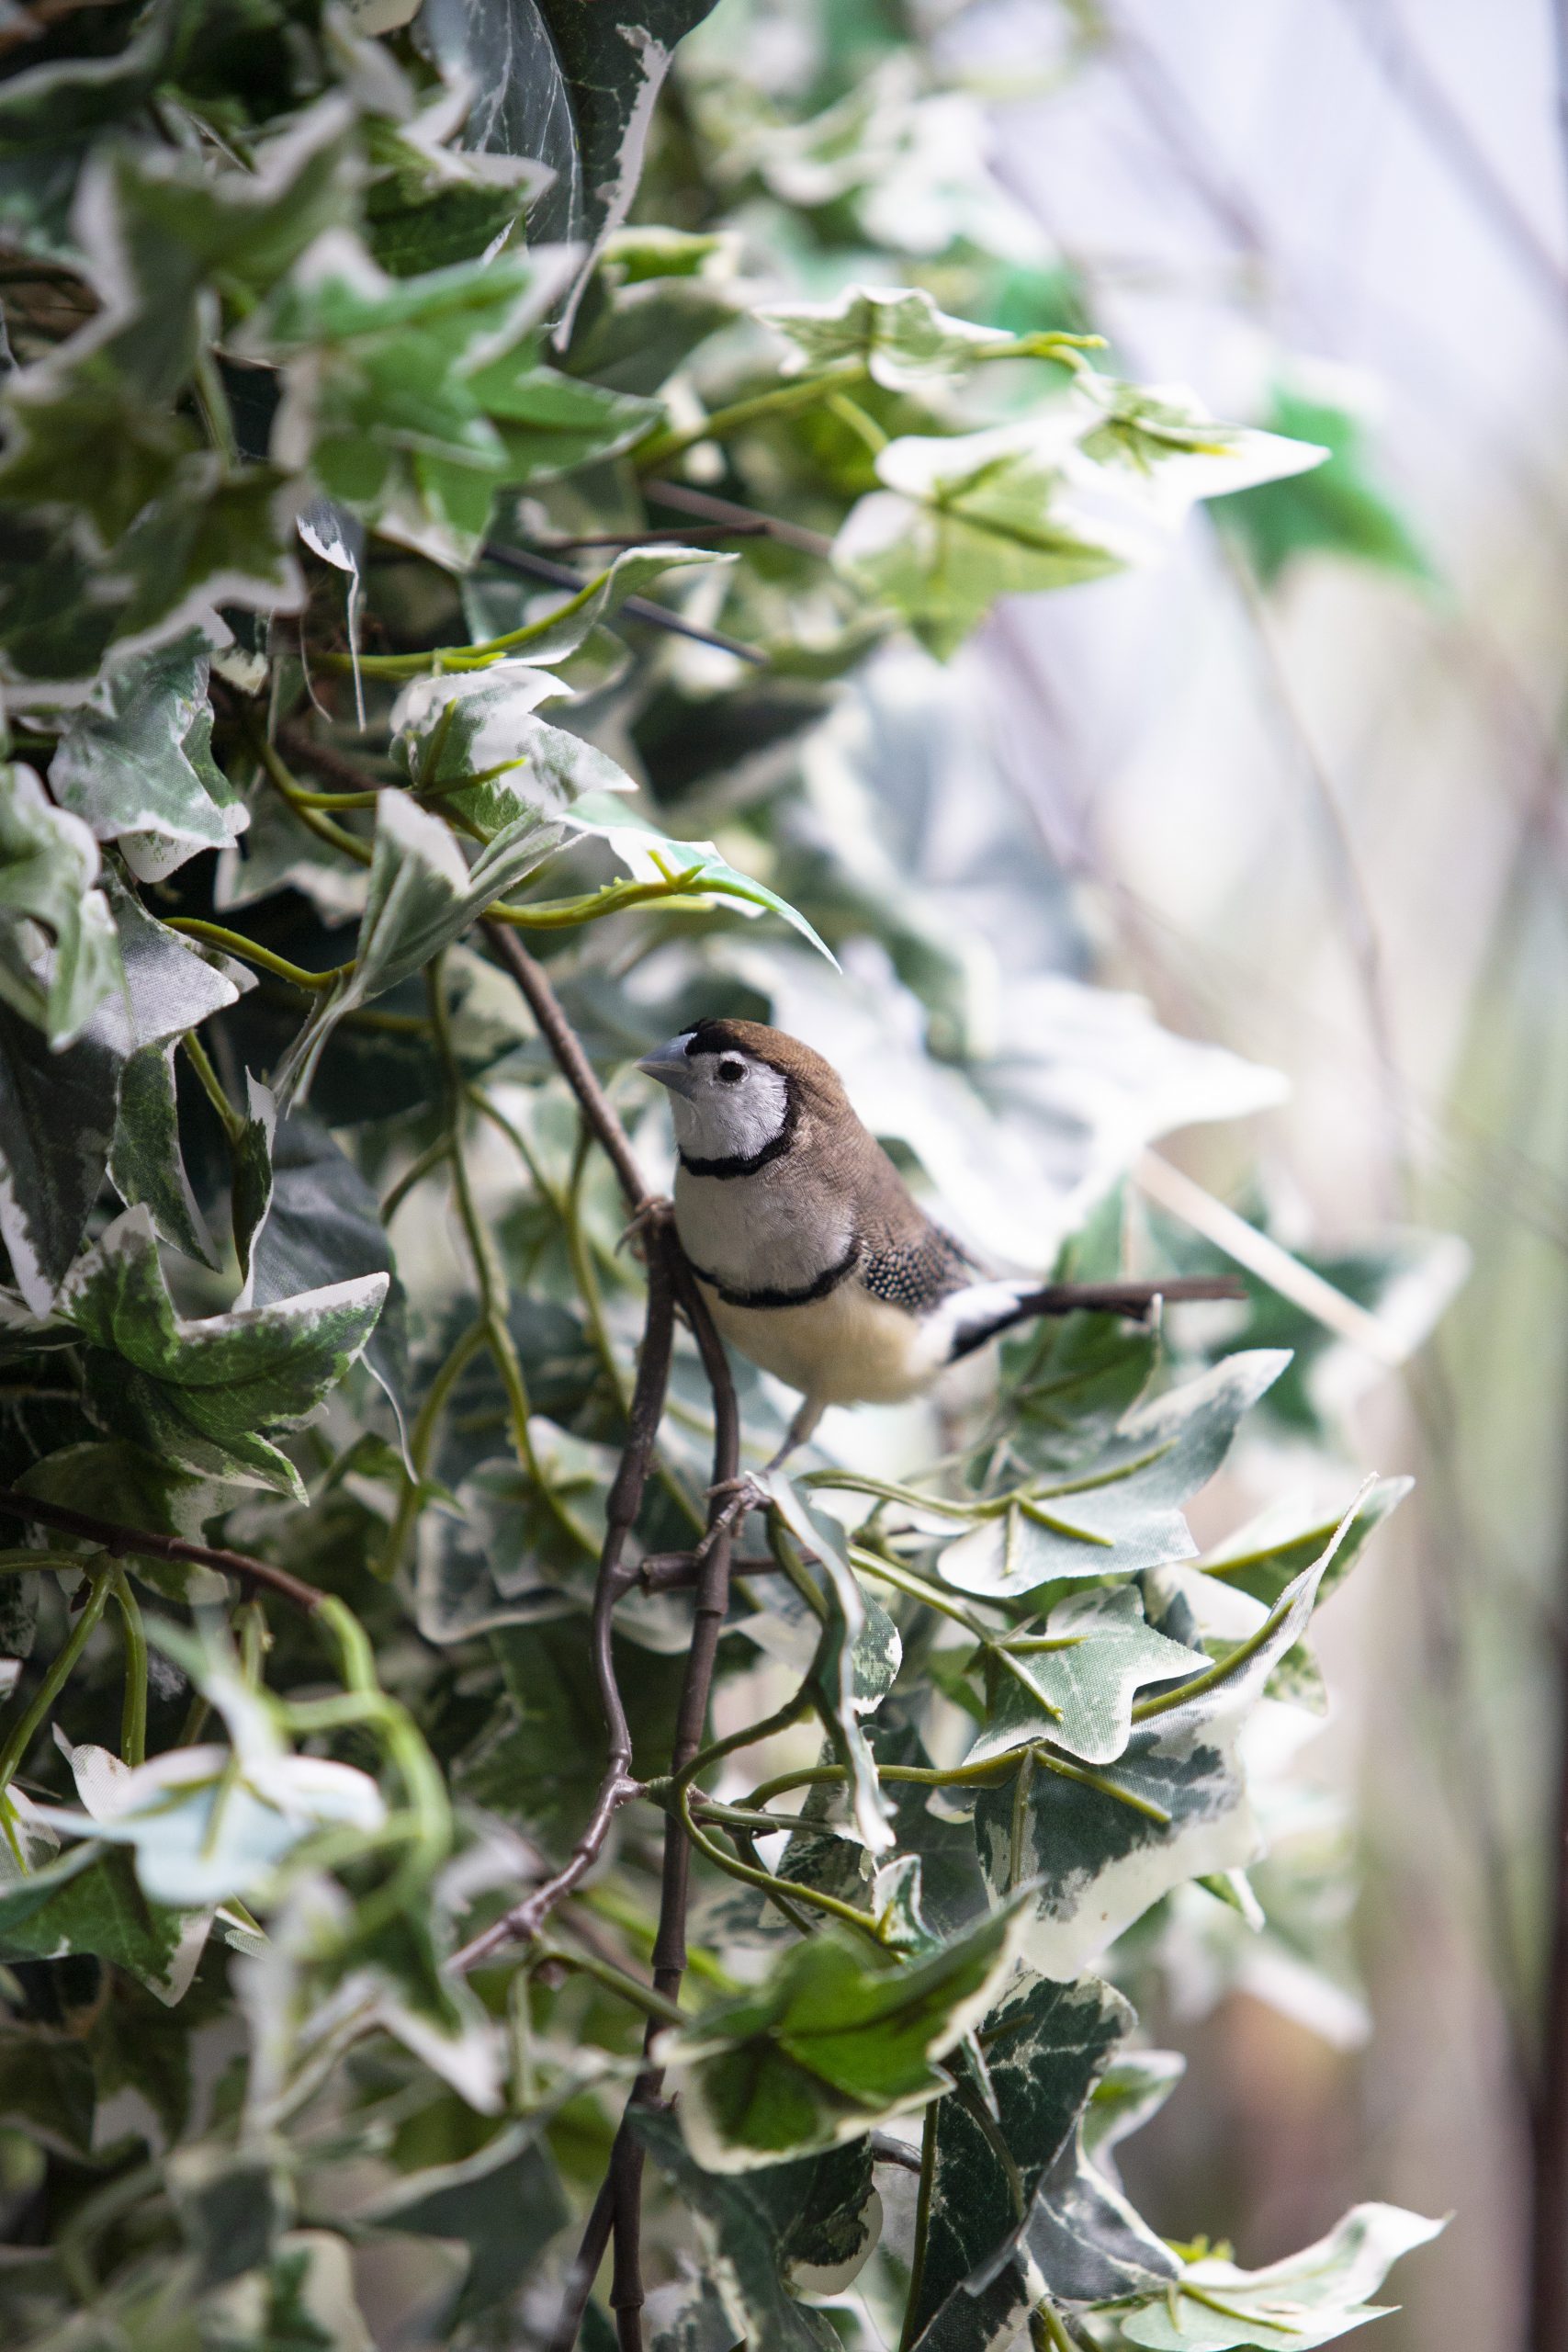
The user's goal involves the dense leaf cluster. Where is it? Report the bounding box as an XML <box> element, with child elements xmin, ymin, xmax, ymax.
<box><xmin>0</xmin><ymin>0</ymin><xmax>1444</xmax><ymax>2346</ymax></box>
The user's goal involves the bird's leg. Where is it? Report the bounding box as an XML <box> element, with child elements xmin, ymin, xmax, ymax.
<box><xmin>763</xmin><ymin>1396</ymin><xmax>824</xmax><ymax>1475</ymax></box>
<box><xmin>615</xmin><ymin>1193</ymin><xmax>673</xmax><ymax>1258</ymax></box>
<box><xmin>697</xmin><ymin>1400</ymin><xmax>824</xmax><ymax>1559</ymax></box>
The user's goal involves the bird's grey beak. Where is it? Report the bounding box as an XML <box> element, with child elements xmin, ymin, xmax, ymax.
<box><xmin>636</xmin><ymin>1035</ymin><xmax>700</xmax><ymax>1099</ymax></box>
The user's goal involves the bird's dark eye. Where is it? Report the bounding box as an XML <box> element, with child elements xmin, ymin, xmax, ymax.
<box><xmin>717</xmin><ymin>1060</ymin><xmax>745</xmax><ymax>1084</ymax></box>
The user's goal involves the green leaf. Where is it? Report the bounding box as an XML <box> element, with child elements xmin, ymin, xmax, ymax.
<box><xmin>1120</xmin><ymin>2203</ymin><xmax>1446</xmax><ymax>2349</ymax></box>
<box><xmin>0</xmin><ymin>762</ymin><xmax>120</xmax><ymax>1046</ymax></box>
<box><xmin>60</xmin><ymin>1204</ymin><xmax>388</xmax><ymax>1497</ymax></box>
<box><xmin>202</xmin><ymin>2229</ymin><xmax>374</xmax><ymax>2352</ymax></box>
<box><xmin>418</xmin><ymin>0</ymin><xmax>724</xmax><ymax>256</ymax></box>
<box><xmin>0</xmin><ymin>993</ymin><xmax>120</xmax><ymax>1312</ymax></box>
<box><xmin>759</xmin><ymin>284</ymin><xmax>1007</xmax><ymax>390</ymax></box>
<box><xmin>1216</xmin><ymin>390</ymin><xmax>1432</xmax><ymax>588</ymax></box>
<box><xmin>249</xmin><ymin>234</ymin><xmax>575</xmax><ymax>564</ymax></box>
<box><xmin>765</xmin><ymin>1473</ymin><xmax>900</xmax><ymax>1852</ymax></box>
<box><xmin>49</xmin><ymin>631</ymin><xmax>245</xmax><ymax>881</ymax></box>
<box><xmin>362</xmin><ymin>108</ymin><xmax>550</xmax><ymax>280</ymax></box>
<box><xmin>907</xmin><ymin>1971</ymin><xmax>1133</xmax><ymax>2350</ymax></box>
<box><xmin>235</xmin><ymin>1081</ymin><xmax>410</xmax><ymax>1456</ymax></box>
<box><xmin>973</xmin><ymin>1553</ymin><xmax>1333</xmax><ymax>1978</ymax></box>
<box><xmin>965</xmin><ymin>1586</ymin><xmax>1208</xmax><ymax>1769</ymax></box>
<box><xmin>657</xmin><ymin>1899</ymin><xmax>1025</xmax><ymax>2170</ymax></box>
<box><xmin>0</xmin><ymin>1840</ymin><xmax>205</xmax><ymax>2004</ymax></box>
<box><xmin>1026</xmin><ymin>2050</ymin><xmax>1184</xmax><ymax>2306</ymax></box>
<box><xmin>415</xmin><ymin>1435</ymin><xmax>611</xmax><ymax>1639</ymax></box>
<box><xmin>108</xmin><ymin>1039</ymin><xmax>217</xmax><ymax>1269</ymax></box>
<box><xmin>563</xmin><ymin>229</ymin><xmax>744</xmax><ymax>393</ymax></box>
<box><xmin>270</xmin><ymin>792</ymin><xmax>563</xmax><ymax>1111</ymax></box>
<box><xmin>0</xmin><ymin>2024</ymin><xmax>96</xmax><ymax>2158</ymax></box>
<box><xmin>561</xmin><ymin>789</ymin><xmax>840</xmax><ymax>966</ymax></box>
<box><xmin>462</xmin><ymin>345</ymin><xmax>661</xmax><ymax>480</ymax></box>
<box><xmin>937</xmin><ymin>1352</ymin><xmax>1289</xmax><ymax>1599</ymax></box>
<box><xmin>632</xmin><ymin>2108</ymin><xmax>847</xmax><ymax>2352</ymax></box>
<box><xmin>387</xmin><ymin>656</ymin><xmax>636</xmax><ymax>835</ymax></box>
<box><xmin>361</xmin><ymin>2120</ymin><xmax>570</xmax><ymax>2324</ymax></box>
<box><xmin>1198</xmin><ymin>1477</ymin><xmax>1411</xmax><ymax>1707</ymax></box>
<box><xmin>167</xmin><ymin>2143</ymin><xmax>290</xmax><ymax>2291</ymax></box>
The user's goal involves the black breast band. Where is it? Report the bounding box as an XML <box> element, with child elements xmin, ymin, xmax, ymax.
<box><xmin>685</xmin><ymin>1238</ymin><xmax>859</xmax><ymax>1310</ymax></box>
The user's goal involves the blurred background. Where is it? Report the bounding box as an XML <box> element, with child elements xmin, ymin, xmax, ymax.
<box><xmin>647</xmin><ymin>3</ymin><xmax>1568</xmax><ymax>2345</ymax></box>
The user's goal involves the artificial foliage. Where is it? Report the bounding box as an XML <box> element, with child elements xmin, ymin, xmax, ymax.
<box><xmin>0</xmin><ymin>0</ymin><xmax>1446</xmax><ymax>2346</ymax></box>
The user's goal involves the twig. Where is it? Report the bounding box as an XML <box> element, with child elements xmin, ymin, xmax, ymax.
<box><xmin>477</xmin><ymin>543</ymin><xmax>767</xmax><ymax>665</ymax></box>
<box><xmin>479</xmin><ymin>925</ymin><xmax>651</xmax><ymax>1214</ymax></box>
<box><xmin>449</xmin><ymin>1237</ymin><xmax>677</xmax><ymax>1971</ymax></box>
<box><xmin>0</xmin><ymin>1489</ymin><xmax>323</xmax><ymax>1616</ymax></box>
<box><xmin>641</xmin><ymin>477</ymin><xmax>834</xmax><ymax>560</ymax></box>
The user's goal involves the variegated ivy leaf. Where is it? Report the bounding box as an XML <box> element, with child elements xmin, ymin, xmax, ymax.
<box><xmin>938</xmin><ymin>1351</ymin><xmax>1289</xmax><ymax>1600</ymax></box>
<box><xmin>1199</xmin><ymin>1476</ymin><xmax>1412</xmax><ymax>1614</ymax></box>
<box><xmin>1120</xmin><ymin>2202</ymin><xmax>1446</xmax><ymax>2349</ymax></box>
<box><xmin>765</xmin><ymin>1473</ymin><xmax>900</xmax><ymax>1853</ymax></box>
<box><xmin>759</xmin><ymin>283</ymin><xmax>1007</xmax><ymax>390</ymax></box>
<box><xmin>658</xmin><ymin>1900</ymin><xmax>1027</xmax><ymax>2173</ymax></box>
<box><xmin>974</xmin><ymin>1552</ymin><xmax>1332</xmax><ymax>1979</ymax></box>
<box><xmin>1067</xmin><ymin>370</ymin><xmax>1329</xmax><ymax>537</ymax></box>
<box><xmin>833</xmin><ymin>413</ymin><xmax>1147</xmax><ymax>660</ymax></box>
<box><xmin>358</xmin><ymin>2116</ymin><xmax>570</xmax><ymax>2325</ymax></box>
<box><xmin>49</xmin><ymin>631</ymin><xmax>245</xmax><ymax>881</ymax></box>
<box><xmin>0</xmin><ymin>763</ymin><xmax>119</xmax><ymax>1045</ymax></box>
<box><xmin>0</xmin><ymin>1836</ymin><xmax>209</xmax><ymax>2006</ymax></box>
<box><xmin>561</xmin><ymin>789</ymin><xmax>840</xmax><ymax>965</ymax></box>
<box><xmin>250</xmin><ymin>231</ymin><xmax>579</xmax><ymax>565</ymax></box>
<box><xmin>269</xmin><ymin>792</ymin><xmax>562</xmax><ymax>1110</ymax></box>
<box><xmin>906</xmin><ymin>1970</ymin><xmax>1133</xmax><ymax>2352</ymax></box>
<box><xmin>632</xmin><ymin>2110</ymin><xmax>842</xmax><ymax>2352</ymax></box>
<box><xmin>1027</xmin><ymin>2050</ymin><xmax>1185</xmax><ymax>2308</ymax></box>
<box><xmin>388</xmin><ymin>657</ymin><xmax>635</xmax><ymax>838</ymax></box>
<box><xmin>59</xmin><ymin>1204</ymin><xmax>388</xmax><ymax>1498</ymax></box>
<box><xmin>0</xmin><ymin>996</ymin><xmax>120</xmax><ymax>1313</ymax></box>
<box><xmin>964</xmin><ymin>1585</ymin><xmax>1208</xmax><ymax>1770</ymax></box>
<box><xmin>479</xmin><ymin>541</ymin><xmax>729</xmax><ymax>665</ymax></box>
<box><xmin>34</xmin><ymin>1702</ymin><xmax>385</xmax><ymax>1912</ymax></box>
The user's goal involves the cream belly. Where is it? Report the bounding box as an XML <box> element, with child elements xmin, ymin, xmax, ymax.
<box><xmin>700</xmin><ymin>1275</ymin><xmax>947</xmax><ymax>1407</ymax></box>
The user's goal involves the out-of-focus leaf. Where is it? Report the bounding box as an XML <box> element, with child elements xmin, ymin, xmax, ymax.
<box><xmin>907</xmin><ymin>1971</ymin><xmax>1132</xmax><ymax>2351</ymax></box>
<box><xmin>60</xmin><ymin>1204</ymin><xmax>388</xmax><ymax>1497</ymax></box>
<box><xmin>414</xmin><ymin>1434</ymin><xmax>609</xmax><ymax>1638</ymax></box>
<box><xmin>0</xmin><ymin>763</ymin><xmax>120</xmax><ymax>1045</ymax></box>
<box><xmin>202</xmin><ymin>2229</ymin><xmax>374</xmax><ymax>2352</ymax></box>
<box><xmin>633</xmin><ymin>2108</ymin><xmax>852</xmax><ymax>2352</ymax></box>
<box><xmin>1216</xmin><ymin>389</ymin><xmax>1432</xmax><ymax>587</ymax></box>
<box><xmin>235</xmin><ymin>1080</ymin><xmax>410</xmax><ymax>1455</ymax></box>
<box><xmin>0</xmin><ymin>2026</ymin><xmax>96</xmax><ymax>2157</ymax></box>
<box><xmin>936</xmin><ymin>1353</ymin><xmax>1289</xmax><ymax>1599</ymax></box>
<box><xmin>0</xmin><ymin>1841</ymin><xmax>207</xmax><ymax>2005</ymax></box>
<box><xmin>563</xmin><ymin>227</ymin><xmax>743</xmax><ymax>392</ymax></box>
<box><xmin>974</xmin><ymin>1555</ymin><xmax>1332</xmax><ymax>1978</ymax></box>
<box><xmin>964</xmin><ymin>1586</ymin><xmax>1207</xmax><ymax>1769</ymax></box>
<box><xmin>167</xmin><ymin>2143</ymin><xmax>290</xmax><ymax>2291</ymax></box>
<box><xmin>361</xmin><ymin>2119</ymin><xmax>570</xmax><ymax>2323</ymax></box>
<box><xmin>269</xmin><ymin>792</ymin><xmax>563</xmax><ymax>1110</ymax></box>
<box><xmin>656</xmin><ymin>1900</ymin><xmax>1024</xmax><ymax>2170</ymax></box>
<box><xmin>1120</xmin><ymin>2203</ymin><xmax>1446</xmax><ymax>2348</ymax></box>
<box><xmin>49</xmin><ymin>631</ymin><xmax>245</xmax><ymax>881</ymax></box>
<box><xmin>759</xmin><ymin>284</ymin><xmax>1007</xmax><ymax>390</ymax></box>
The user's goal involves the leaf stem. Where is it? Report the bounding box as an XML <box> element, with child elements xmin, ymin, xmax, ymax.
<box><xmin>181</xmin><ymin>1029</ymin><xmax>244</xmax><ymax>1145</ymax></box>
<box><xmin>109</xmin><ymin>1566</ymin><xmax>147</xmax><ymax>1769</ymax></box>
<box><xmin>165</xmin><ymin>916</ymin><xmax>353</xmax><ymax>993</ymax></box>
<box><xmin>0</xmin><ymin>1562</ymin><xmax>112</xmax><ymax>1792</ymax></box>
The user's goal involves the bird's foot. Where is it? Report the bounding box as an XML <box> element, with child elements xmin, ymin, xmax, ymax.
<box><xmin>694</xmin><ymin>1471</ymin><xmax>771</xmax><ymax>1558</ymax></box>
<box><xmin>616</xmin><ymin>1193</ymin><xmax>673</xmax><ymax>1258</ymax></box>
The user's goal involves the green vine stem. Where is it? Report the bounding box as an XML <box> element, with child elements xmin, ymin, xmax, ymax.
<box><xmin>0</xmin><ymin>1561</ymin><xmax>112</xmax><ymax>1794</ymax></box>
<box><xmin>108</xmin><ymin>1566</ymin><xmax>147</xmax><ymax>1770</ymax></box>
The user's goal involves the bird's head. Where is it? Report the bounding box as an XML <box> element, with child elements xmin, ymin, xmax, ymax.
<box><xmin>637</xmin><ymin>1018</ymin><xmax>841</xmax><ymax>1172</ymax></box>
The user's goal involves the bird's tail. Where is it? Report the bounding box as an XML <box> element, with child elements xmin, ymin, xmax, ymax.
<box><xmin>945</xmin><ymin>1273</ymin><xmax>1247</xmax><ymax>1363</ymax></box>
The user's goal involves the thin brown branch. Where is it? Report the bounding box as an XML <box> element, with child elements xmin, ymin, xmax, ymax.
<box><xmin>450</xmin><ymin>1237</ymin><xmax>677</xmax><ymax>1972</ymax></box>
<box><xmin>0</xmin><ymin>1488</ymin><xmax>323</xmax><ymax>1615</ymax></box>
<box><xmin>480</xmin><ymin>925</ymin><xmax>652</xmax><ymax>1212</ymax></box>
<box><xmin>641</xmin><ymin>477</ymin><xmax>834</xmax><ymax>560</ymax></box>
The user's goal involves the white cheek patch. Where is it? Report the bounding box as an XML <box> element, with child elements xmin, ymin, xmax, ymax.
<box><xmin>671</xmin><ymin>1059</ymin><xmax>790</xmax><ymax>1162</ymax></box>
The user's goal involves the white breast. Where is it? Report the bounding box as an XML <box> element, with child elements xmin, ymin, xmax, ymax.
<box><xmin>673</xmin><ymin>1163</ymin><xmax>853</xmax><ymax>1295</ymax></box>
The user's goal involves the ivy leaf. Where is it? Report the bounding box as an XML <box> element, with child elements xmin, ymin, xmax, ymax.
<box><xmin>1120</xmin><ymin>2203</ymin><xmax>1446</xmax><ymax>2349</ymax></box>
<box><xmin>416</xmin><ymin>0</ymin><xmax>723</xmax><ymax>260</ymax></box>
<box><xmin>834</xmin><ymin>414</ymin><xmax>1134</xmax><ymax>658</ymax></box>
<box><xmin>60</xmin><ymin>1204</ymin><xmax>388</xmax><ymax>1498</ymax></box>
<box><xmin>49</xmin><ymin>630</ymin><xmax>245</xmax><ymax>881</ymax></box>
<box><xmin>561</xmin><ymin>790</ymin><xmax>840</xmax><ymax>966</ymax></box>
<box><xmin>656</xmin><ymin>1899</ymin><xmax>1025</xmax><ymax>2171</ymax></box>
<box><xmin>0</xmin><ymin>763</ymin><xmax>120</xmax><ymax>1045</ymax></box>
<box><xmin>1215</xmin><ymin>388</ymin><xmax>1432</xmax><ymax>588</ymax></box>
<box><xmin>358</xmin><ymin>2119</ymin><xmax>570</xmax><ymax>2324</ymax></box>
<box><xmin>235</xmin><ymin>1081</ymin><xmax>411</xmax><ymax>1458</ymax></box>
<box><xmin>1067</xmin><ymin>373</ymin><xmax>1328</xmax><ymax>536</ymax></box>
<box><xmin>468</xmin><ymin>348</ymin><xmax>661</xmax><ymax>479</ymax></box>
<box><xmin>269</xmin><ymin>792</ymin><xmax>564</xmax><ymax>1111</ymax></box>
<box><xmin>108</xmin><ymin>1038</ymin><xmax>217</xmax><ymax>1269</ymax></box>
<box><xmin>388</xmin><ymin>656</ymin><xmax>635</xmax><ymax>836</ymax></box>
<box><xmin>965</xmin><ymin>1587</ymin><xmax>1209</xmax><ymax>1770</ymax></box>
<box><xmin>633</xmin><ymin>2108</ymin><xmax>857</xmax><ymax>2350</ymax></box>
<box><xmin>0</xmin><ymin>1840</ymin><xmax>207</xmax><ymax>2004</ymax></box>
<box><xmin>1201</xmin><ymin>1479</ymin><xmax>1411</xmax><ymax>1612</ymax></box>
<box><xmin>1028</xmin><ymin>2051</ymin><xmax>1185</xmax><ymax>2306</ymax></box>
<box><xmin>759</xmin><ymin>284</ymin><xmax>1007</xmax><ymax>390</ymax></box>
<box><xmin>937</xmin><ymin>1353</ymin><xmax>1289</xmax><ymax>1600</ymax></box>
<box><xmin>0</xmin><ymin>995</ymin><xmax>120</xmax><ymax>1313</ymax></box>
<box><xmin>765</xmin><ymin>1473</ymin><xmax>899</xmax><ymax>1853</ymax></box>
<box><xmin>564</xmin><ymin>227</ymin><xmax>745</xmax><ymax>392</ymax></box>
<box><xmin>907</xmin><ymin>1971</ymin><xmax>1133</xmax><ymax>2351</ymax></box>
<box><xmin>202</xmin><ymin>2230</ymin><xmax>374</xmax><ymax>2352</ymax></box>
<box><xmin>167</xmin><ymin>2143</ymin><xmax>289</xmax><ymax>2292</ymax></box>
<box><xmin>0</xmin><ymin>2025</ymin><xmax>96</xmax><ymax>2159</ymax></box>
<box><xmin>974</xmin><ymin>1552</ymin><xmax>1333</xmax><ymax>1978</ymax></box>
<box><xmin>480</xmin><ymin>542</ymin><xmax>729</xmax><ymax>666</ymax></box>
<box><xmin>251</xmin><ymin>232</ymin><xmax>577</xmax><ymax>563</ymax></box>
